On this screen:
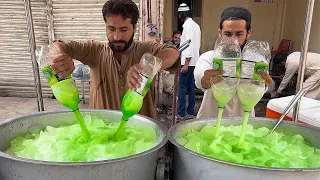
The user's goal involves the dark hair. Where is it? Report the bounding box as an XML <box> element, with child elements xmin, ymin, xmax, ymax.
<box><xmin>220</xmin><ymin>6</ymin><xmax>251</xmax><ymax>31</ymax></box>
<box><xmin>273</xmin><ymin>52</ymin><xmax>288</xmax><ymax>65</ymax></box>
<box><xmin>220</xmin><ymin>17</ymin><xmax>251</xmax><ymax>31</ymax></box>
<box><xmin>178</xmin><ymin>11</ymin><xmax>193</xmax><ymax>21</ymax></box>
<box><xmin>172</xmin><ymin>30</ymin><xmax>181</xmax><ymax>37</ymax></box>
<box><xmin>102</xmin><ymin>0</ymin><xmax>139</xmax><ymax>25</ymax></box>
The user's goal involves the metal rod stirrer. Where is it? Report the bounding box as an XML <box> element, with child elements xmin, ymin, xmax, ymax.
<box><xmin>267</xmin><ymin>80</ymin><xmax>319</xmax><ymax>135</ymax></box>
<box><xmin>24</xmin><ymin>0</ymin><xmax>44</xmax><ymax>111</ymax></box>
<box><xmin>292</xmin><ymin>0</ymin><xmax>315</xmax><ymax>122</ymax></box>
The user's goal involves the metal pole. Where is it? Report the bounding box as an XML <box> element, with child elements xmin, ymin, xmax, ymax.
<box><xmin>24</xmin><ymin>0</ymin><xmax>44</xmax><ymax>111</ymax></box>
<box><xmin>292</xmin><ymin>0</ymin><xmax>315</xmax><ymax>122</ymax></box>
<box><xmin>171</xmin><ymin>66</ymin><xmax>181</xmax><ymax>126</ymax></box>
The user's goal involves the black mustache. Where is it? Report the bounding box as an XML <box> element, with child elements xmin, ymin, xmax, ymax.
<box><xmin>110</xmin><ymin>40</ymin><xmax>127</xmax><ymax>44</ymax></box>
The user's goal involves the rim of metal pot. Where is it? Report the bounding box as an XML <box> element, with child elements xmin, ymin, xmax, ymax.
<box><xmin>168</xmin><ymin>117</ymin><xmax>320</xmax><ymax>172</ymax></box>
<box><xmin>0</xmin><ymin>109</ymin><xmax>168</xmax><ymax>166</ymax></box>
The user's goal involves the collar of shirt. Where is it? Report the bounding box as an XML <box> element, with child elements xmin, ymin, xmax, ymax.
<box><xmin>182</xmin><ymin>18</ymin><xmax>193</xmax><ymax>28</ymax></box>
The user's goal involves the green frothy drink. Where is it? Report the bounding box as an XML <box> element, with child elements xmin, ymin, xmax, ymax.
<box><xmin>121</xmin><ymin>89</ymin><xmax>144</xmax><ymax>120</ymax></box>
<box><xmin>211</xmin><ymin>81</ymin><xmax>236</xmax><ymax>107</ymax></box>
<box><xmin>178</xmin><ymin>124</ymin><xmax>320</xmax><ymax>168</ymax></box>
<box><xmin>117</xmin><ymin>53</ymin><xmax>162</xmax><ymax>135</ymax></box>
<box><xmin>42</xmin><ymin>65</ymin><xmax>90</xmax><ymax>139</ymax></box>
<box><xmin>51</xmin><ymin>78</ymin><xmax>90</xmax><ymax>140</ymax></box>
<box><xmin>237</xmin><ymin>82</ymin><xmax>265</xmax><ymax>147</ymax></box>
<box><xmin>6</xmin><ymin>115</ymin><xmax>157</xmax><ymax>162</ymax></box>
<box><xmin>211</xmin><ymin>79</ymin><xmax>238</xmax><ymax>139</ymax></box>
<box><xmin>237</xmin><ymin>83</ymin><xmax>265</xmax><ymax>111</ymax></box>
<box><xmin>51</xmin><ymin>79</ymin><xmax>79</xmax><ymax>110</ymax></box>
<box><xmin>117</xmin><ymin>76</ymin><xmax>152</xmax><ymax>134</ymax></box>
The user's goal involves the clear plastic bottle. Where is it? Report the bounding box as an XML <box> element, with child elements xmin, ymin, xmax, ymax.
<box><xmin>37</xmin><ymin>45</ymin><xmax>78</xmax><ymax>110</ymax></box>
<box><xmin>37</xmin><ymin>44</ymin><xmax>90</xmax><ymax>139</ymax></box>
<box><xmin>121</xmin><ymin>53</ymin><xmax>162</xmax><ymax>121</ymax></box>
<box><xmin>212</xmin><ymin>36</ymin><xmax>242</xmax><ymax>78</ymax></box>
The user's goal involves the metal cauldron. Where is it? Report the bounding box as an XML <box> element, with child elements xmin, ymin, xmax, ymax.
<box><xmin>168</xmin><ymin>117</ymin><xmax>320</xmax><ymax>180</ymax></box>
<box><xmin>0</xmin><ymin>110</ymin><xmax>168</xmax><ymax>180</ymax></box>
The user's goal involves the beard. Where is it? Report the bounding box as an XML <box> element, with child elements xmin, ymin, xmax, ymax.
<box><xmin>108</xmin><ymin>33</ymin><xmax>134</xmax><ymax>52</ymax></box>
<box><xmin>240</xmin><ymin>34</ymin><xmax>249</xmax><ymax>50</ymax></box>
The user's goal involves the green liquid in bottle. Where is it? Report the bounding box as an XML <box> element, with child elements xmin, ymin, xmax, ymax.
<box><xmin>42</xmin><ymin>66</ymin><xmax>90</xmax><ymax>140</ymax></box>
<box><xmin>117</xmin><ymin>89</ymin><xmax>144</xmax><ymax>134</ymax></box>
<box><xmin>117</xmin><ymin>76</ymin><xmax>152</xmax><ymax>134</ymax></box>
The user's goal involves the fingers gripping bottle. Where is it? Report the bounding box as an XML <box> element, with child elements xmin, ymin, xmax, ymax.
<box><xmin>37</xmin><ymin>45</ymin><xmax>90</xmax><ymax>139</ymax></box>
<box><xmin>117</xmin><ymin>53</ymin><xmax>162</xmax><ymax>133</ymax></box>
<box><xmin>37</xmin><ymin>45</ymin><xmax>78</xmax><ymax>109</ymax></box>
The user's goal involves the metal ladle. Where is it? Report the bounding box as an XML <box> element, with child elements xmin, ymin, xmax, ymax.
<box><xmin>267</xmin><ymin>80</ymin><xmax>319</xmax><ymax>135</ymax></box>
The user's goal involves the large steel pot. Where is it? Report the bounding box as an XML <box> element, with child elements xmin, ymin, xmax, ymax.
<box><xmin>168</xmin><ymin>117</ymin><xmax>320</xmax><ymax>180</ymax></box>
<box><xmin>0</xmin><ymin>110</ymin><xmax>168</xmax><ymax>180</ymax></box>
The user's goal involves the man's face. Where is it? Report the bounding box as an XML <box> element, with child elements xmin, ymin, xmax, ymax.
<box><xmin>218</xmin><ymin>19</ymin><xmax>252</xmax><ymax>48</ymax></box>
<box><xmin>172</xmin><ymin>33</ymin><xmax>181</xmax><ymax>45</ymax></box>
<box><xmin>106</xmin><ymin>15</ymin><xmax>136</xmax><ymax>52</ymax></box>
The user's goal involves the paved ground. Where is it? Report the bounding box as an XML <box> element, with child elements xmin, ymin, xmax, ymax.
<box><xmin>0</xmin><ymin>97</ymin><xmax>89</xmax><ymax>122</ymax></box>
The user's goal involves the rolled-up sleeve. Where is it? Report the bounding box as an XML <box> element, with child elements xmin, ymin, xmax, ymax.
<box><xmin>140</xmin><ymin>41</ymin><xmax>179</xmax><ymax>69</ymax></box>
<box><xmin>194</xmin><ymin>51</ymin><xmax>214</xmax><ymax>91</ymax></box>
<box><xmin>277</xmin><ymin>58</ymin><xmax>299</xmax><ymax>93</ymax></box>
<box><xmin>55</xmin><ymin>39</ymin><xmax>104</xmax><ymax>68</ymax></box>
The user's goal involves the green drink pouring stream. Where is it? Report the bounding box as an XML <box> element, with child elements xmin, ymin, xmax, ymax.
<box><xmin>42</xmin><ymin>66</ymin><xmax>90</xmax><ymax>140</ymax></box>
<box><xmin>236</xmin><ymin>82</ymin><xmax>265</xmax><ymax>147</ymax></box>
<box><xmin>116</xmin><ymin>53</ymin><xmax>162</xmax><ymax>135</ymax></box>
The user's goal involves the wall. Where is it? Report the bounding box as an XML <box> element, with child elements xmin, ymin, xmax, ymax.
<box><xmin>248</xmin><ymin>0</ymin><xmax>285</xmax><ymax>51</ymax></box>
<box><xmin>281</xmin><ymin>0</ymin><xmax>307</xmax><ymax>52</ymax></box>
<box><xmin>201</xmin><ymin>0</ymin><xmax>249</xmax><ymax>52</ymax></box>
<box><xmin>309</xmin><ymin>0</ymin><xmax>320</xmax><ymax>53</ymax></box>
<box><xmin>163</xmin><ymin>0</ymin><xmax>174</xmax><ymax>41</ymax></box>
<box><xmin>281</xmin><ymin>0</ymin><xmax>320</xmax><ymax>53</ymax></box>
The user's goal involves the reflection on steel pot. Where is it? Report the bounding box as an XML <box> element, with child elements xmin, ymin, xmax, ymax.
<box><xmin>168</xmin><ymin>117</ymin><xmax>320</xmax><ymax>180</ymax></box>
<box><xmin>0</xmin><ymin>110</ymin><xmax>167</xmax><ymax>180</ymax></box>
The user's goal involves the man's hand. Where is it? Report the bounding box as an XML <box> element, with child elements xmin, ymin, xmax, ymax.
<box><xmin>270</xmin><ymin>90</ymin><xmax>280</xmax><ymax>98</ymax></box>
<box><xmin>201</xmin><ymin>70</ymin><xmax>224</xmax><ymax>89</ymax></box>
<box><xmin>127</xmin><ymin>64</ymin><xmax>143</xmax><ymax>91</ymax></box>
<box><xmin>180</xmin><ymin>65</ymin><xmax>189</xmax><ymax>73</ymax></box>
<box><xmin>257</xmin><ymin>70</ymin><xmax>273</xmax><ymax>86</ymax></box>
<box><xmin>51</xmin><ymin>54</ymin><xmax>75</xmax><ymax>79</ymax></box>
<box><xmin>49</xmin><ymin>42</ymin><xmax>75</xmax><ymax>78</ymax></box>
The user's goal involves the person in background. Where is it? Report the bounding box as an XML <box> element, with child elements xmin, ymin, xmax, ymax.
<box><xmin>50</xmin><ymin>0</ymin><xmax>179</xmax><ymax>119</ymax></box>
<box><xmin>177</xmin><ymin>3</ymin><xmax>201</xmax><ymax>120</ymax></box>
<box><xmin>271</xmin><ymin>52</ymin><xmax>320</xmax><ymax>100</ymax></box>
<box><xmin>164</xmin><ymin>31</ymin><xmax>181</xmax><ymax>48</ymax></box>
<box><xmin>172</xmin><ymin>30</ymin><xmax>181</xmax><ymax>48</ymax></box>
<box><xmin>194</xmin><ymin>6</ymin><xmax>273</xmax><ymax>118</ymax></box>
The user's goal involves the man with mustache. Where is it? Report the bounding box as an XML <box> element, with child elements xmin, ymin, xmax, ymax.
<box><xmin>50</xmin><ymin>0</ymin><xmax>179</xmax><ymax>119</ymax></box>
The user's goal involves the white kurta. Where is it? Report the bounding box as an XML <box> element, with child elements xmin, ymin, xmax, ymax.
<box><xmin>180</xmin><ymin>18</ymin><xmax>201</xmax><ymax>66</ymax></box>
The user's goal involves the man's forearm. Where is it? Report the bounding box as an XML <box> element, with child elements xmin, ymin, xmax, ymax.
<box><xmin>53</xmin><ymin>41</ymin><xmax>69</xmax><ymax>56</ymax></box>
<box><xmin>155</xmin><ymin>48</ymin><xmax>179</xmax><ymax>70</ymax></box>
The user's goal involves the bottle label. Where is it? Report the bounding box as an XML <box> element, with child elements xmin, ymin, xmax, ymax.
<box><xmin>240</xmin><ymin>60</ymin><xmax>256</xmax><ymax>79</ymax></box>
<box><xmin>213</xmin><ymin>59</ymin><xmax>269</xmax><ymax>81</ymax></box>
<box><xmin>240</xmin><ymin>60</ymin><xmax>269</xmax><ymax>81</ymax></box>
<box><xmin>42</xmin><ymin>66</ymin><xmax>58</xmax><ymax>86</ymax></box>
<box><xmin>42</xmin><ymin>65</ymin><xmax>72</xmax><ymax>86</ymax></box>
<box><xmin>254</xmin><ymin>62</ymin><xmax>269</xmax><ymax>81</ymax></box>
<box><xmin>135</xmin><ymin>74</ymin><xmax>152</xmax><ymax>96</ymax></box>
<box><xmin>213</xmin><ymin>58</ymin><xmax>240</xmax><ymax>78</ymax></box>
